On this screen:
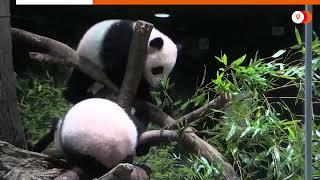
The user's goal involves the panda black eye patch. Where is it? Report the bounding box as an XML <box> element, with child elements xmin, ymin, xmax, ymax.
<box><xmin>152</xmin><ymin>66</ymin><xmax>164</xmax><ymax>75</ymax></box>
<box><xmin>149</xmin><ymin>37</ymin><xmax>164</xmax><ymax>50</ymax></box>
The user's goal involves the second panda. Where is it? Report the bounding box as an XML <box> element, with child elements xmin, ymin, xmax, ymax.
<box><xmin>63</xmin><ymin>19</ymin><xmax>178</xmax><ymax>104</ymax></box>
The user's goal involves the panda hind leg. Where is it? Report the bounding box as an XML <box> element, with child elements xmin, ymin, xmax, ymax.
<box><xmin>129</xmin><ymin>114</ymin><xmax>152</xmax><ymax>157</ymax></box>
<box><xmin>63</xmin><ymin>69</ymin><xmax>94</xmax><ymax>104</ymax></box>
<box><xmin>31</xmin><ymin>119</ymin><xmax>59</xmax><ymax>153</ymax></box>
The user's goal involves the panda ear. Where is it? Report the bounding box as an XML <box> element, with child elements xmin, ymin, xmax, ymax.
<box><xmin>149</xmin><ymin>37</ymin><xmax>164</xmax><ymax>50</ymax></box>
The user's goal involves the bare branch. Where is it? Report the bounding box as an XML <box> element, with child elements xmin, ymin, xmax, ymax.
<box><xmin>136</xmin><ymin>102</ymin><xmax>239</xmax><ymax>180</ymax></box>
<box><xmin>129</xmin><ymin>165</ymin><xmax>150</xmax><ymax>180</ymax></box>
<box><xmin>139</xmin><ymin>130</ymin><xmax>179</xmax><ymax>145</ymax></box>
<box><xmin>0</xmin><ymin>141</ymin><xmax>149</xmax><ymax>180</ymax></box>
<box><xmin>0</xmin><ymin>141</ymin><xmax>67</xmax><ymax>180</ymax></box>
<box><xmin>164</xmin><ymin>93</ymin><xmax>231</xmax><ymax>129</ymax></box>
<box><xmin>117</xmin><ymin>21</ymin><xmax>154</xmax><ymax>110</ymax></box>
<box><xmin>181</xmin><ymin>128</ymin><xmax>238</xmax><ymax>180</ymax></box>
<box><xmin>95</xmin><ymin>163</ymin><xmax>133</xmax><ymax>180</ymax></box>
<box><xmin>54</xmin><ymin>164</ymin><xmax>137</xmax><ymax>180</ymax></box>
<box><xmin>29</xmin><ymin>52</ymin><xmax>74</xmax><ymax>66</ymax></box>
<box><xmin>139</xmin><ymin>128</ymin><xmax>239</xmax><ymax>180</ymax></box>
<box><xmin>53</xmin><ymin>167</ymin><xmax>86</xmax><ymax>180</ymax></box>
<box><xmin>11</xmin><ymin>28</ymin><xmax>119</xmax><ymax>94</ymax></box>
<box><xmin>134</xmin><ymin>100</ymin><xmax>174</xmax><ymax>127</ymax></box>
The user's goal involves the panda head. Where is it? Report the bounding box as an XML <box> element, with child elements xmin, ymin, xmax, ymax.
<box><xmin>144</xmin><ymin>28</ymin><xmax>177</xmax><ymax>88</ymax></box>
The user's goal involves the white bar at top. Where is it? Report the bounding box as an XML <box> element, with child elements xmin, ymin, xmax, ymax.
<box><xmin>16</xmin><ymin>0</ymin><xmax>93</xmax><ymax>5</ymax></box>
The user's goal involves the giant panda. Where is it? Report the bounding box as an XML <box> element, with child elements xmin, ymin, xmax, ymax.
<box><xmin>63</xmin><ymin>19</ymin><xmax>178</xmax><ymax>104</ymax></box>
<box><xmin>54</xmin><ymin>98</ymin><xmax>140</xmax><ymax>178</ymax></box>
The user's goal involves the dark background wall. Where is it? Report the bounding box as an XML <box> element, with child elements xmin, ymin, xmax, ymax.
<box><xmin>10</xmin><ymin>4</ymin><xmax>320</xmax><ymax>99</ymax></box>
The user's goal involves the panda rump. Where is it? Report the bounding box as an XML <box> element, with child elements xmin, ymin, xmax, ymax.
<box><xmin>54</xmin><ymin>98</ymin><xmax>138</xmax><ymax>170</ymax></box>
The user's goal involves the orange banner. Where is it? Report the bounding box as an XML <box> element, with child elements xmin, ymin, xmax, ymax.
<box><xmin>93</xmin><ymin>0</ymin><xmax>320</xmax><ymax>5</ymax></box>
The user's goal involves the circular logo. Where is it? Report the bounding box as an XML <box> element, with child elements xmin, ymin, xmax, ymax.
<box><xmin>292</xmin><ymin>11</ymin><xmax>304</xmax><ymax>24</ymax></box>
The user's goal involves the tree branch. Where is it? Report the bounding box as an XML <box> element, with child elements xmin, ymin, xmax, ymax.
<box><xmin>117</xmin><ymin>21</ymin><xmax>153</xmax><ymax>110</ymax></box>
<box><xmin>0</xmin><ymin>141</ymin><xmax>68</xmax><ymax>180</ymax></box>
<box><xmin>137</xmin><ymin>103</ymin><xmax>239</xmax><ymax>180</ymax></box>
<box><xmin>11</xmin><ymin>27</ymin><xmax>239</xmax><ymax>179</ymax></box>
<box><xmin>165</xmin><ymin>93</ymin><xmax>231</xmax><ymax>129</ymax></box>
<box><xmin>0</xmin><ymin>141</ymin><xmax>149</xmax><ymax>180</ymax></box>
<box><xmin>11</xmin><ymin>28</ymin><xmax>119</xmax><ymax>94</ymax></box>
<box><xmin>139</xmin><ymin>130</ymin><xmax>179</xmax><ymax>145</ymax></box>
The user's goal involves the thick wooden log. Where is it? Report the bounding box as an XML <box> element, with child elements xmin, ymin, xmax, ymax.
<box><xmin>0</xmin><ymin>0</ymin><xmax>27</xmax><ymax>149</ymax></box>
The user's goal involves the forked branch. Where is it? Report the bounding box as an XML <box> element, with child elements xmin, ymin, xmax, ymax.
<box><xmin>11</xmin><ymin>26</ymin><xmax>239</xmax><ymax>179</ymax></box>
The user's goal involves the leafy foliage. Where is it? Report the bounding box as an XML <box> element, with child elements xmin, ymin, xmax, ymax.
<box><xmin>147</xmin><ymin>28</ymin><xmax>320</xmax><ymax>179</ymax></box>
<box><xmin>16</xmin><ymin>72</ymin><xmax>71</xmax><ymax>144</ymax></box>
<box><xmin>136</xmin><ymin>146</ymin><xmax>223</xmax><ymax>180</ymax></box>
<box><xmin>16</xmin><ymin>27</ymin><xmax>320</xmax><ymax>179</ymax></box>
<box><xmin>201</xmin><ymin>28</ymin><xmax>320</xmax><ymax>179</ymax></box>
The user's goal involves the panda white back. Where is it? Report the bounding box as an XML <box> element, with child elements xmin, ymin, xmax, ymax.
<box><xmin>76</xmin><ymin>20</ymin><xmax>125</xmax><ymax>67</ymax></box>
<box><xmin>54</xmin><ymin>98</ymin><xmax>138</xmax><ymax>169</ymax></box>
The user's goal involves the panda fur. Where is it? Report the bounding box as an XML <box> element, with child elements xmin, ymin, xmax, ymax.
<box><xmin>54</xmin><ymin>98</ymin><xmax>138</xmax><ymax>177</ymax></box>
<box><xmin>63</xmin><ymin>19</ymin><xmax>178</xmax><ymax>104</ymax></box>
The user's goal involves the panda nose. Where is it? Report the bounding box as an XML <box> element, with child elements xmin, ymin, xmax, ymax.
<box><xmin>151</xmin><ymin>66</ymin><xmax>163</xmax><ymax>75</ymax></box>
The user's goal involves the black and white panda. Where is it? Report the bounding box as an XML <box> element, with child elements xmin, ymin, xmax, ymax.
<box><xmin>54</xmin><ymin>98</ymin><xmax>139</xmax><ymax>178</ymax></box>
<box><xmin>63</xmin><ymin>19</ymin><xmax>178</xmax><ymax>104</ymax></box>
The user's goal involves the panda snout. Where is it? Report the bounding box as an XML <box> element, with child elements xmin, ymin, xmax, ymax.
<box><xmin>151</xmin><ymin>66</ymin><xmax>163</xmax><ymax>75</ymax></box>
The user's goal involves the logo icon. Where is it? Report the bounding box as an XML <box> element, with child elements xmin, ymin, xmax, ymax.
<box><xmin>292</xmin><ymin>11</ymin><xmax>312</xmax><ymax>24</ymax></box>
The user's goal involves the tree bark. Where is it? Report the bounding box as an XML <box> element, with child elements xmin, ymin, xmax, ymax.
<box><xmin>0</xmin><ymin>141</ymin><xmax>67</xmax><ymax>180</ymax></box>
<box><xmin>117</xmin><ymin>21</ymin><xmax>153</xmax><ymax>110</ymax></box>
<box><xmin>0</xmin><ymin>0</ymin><xmax>27</xmax><ymax>149</ymax></box>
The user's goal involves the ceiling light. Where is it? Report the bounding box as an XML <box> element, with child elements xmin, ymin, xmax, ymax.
<box><xmin>154</xmin><ymin>13</ymin><xmax>170</xmax><ymax>18</ymax></box>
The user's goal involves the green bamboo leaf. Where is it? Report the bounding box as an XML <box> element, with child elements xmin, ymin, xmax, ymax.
<box><xmin>222</xmin><ymin>54</ymin><xmax>227</xmax><ymax>66</ymax></box>
<box><xmin>284</xmin><ymin>127</ymin><xmax>296</xmax><ymax>140</ymax></box>
<box><xmin>271</xmin><ymin>49</ymin><xmax>286</xmax><ymax>58</ymax></box>
<box><xmin>233</xmin><ymin>54</ymin><xmax>246</xmax><ymax>66</ymax></box>
<box><xmin>231</xmin><ymin>147</ymin><xmax>238</xmax><ymax>156</ymax></box>
<box><xmin>240</xmin><ymin>126</ymin><xmax>251</xmax><ymax>138</ymax></box>
<box><xmin>273</xmin><ymin>147</ymin><xmax>280</xmax><ymax>162</ymax></box>
<box><xmin>226</xmin><ymin>123</ymin><xmax>237</xmax><ymax>141</ymax></box>
<box><xmin>252</xmin><ymin>128</ymin><xmax>260</xmax><ymax>138</ymax></box>
<box><xmin>180</xmin><ymin>100</ymin><xmax>190</xmax><ymax>111</ymax></box>
<box><xmin>200</xmin><ymin>157</ymin><xmax>210</xmax><ymax>166</ymax></box>
<box><xmin>194</xmin><ymin>92</ymin><xmax>205</xmax><ymax>107</ymax></box>
<box><xmin>295</xmin><ymin>27</ymin><xmax>302</xmax><ymax>45</ymax></box>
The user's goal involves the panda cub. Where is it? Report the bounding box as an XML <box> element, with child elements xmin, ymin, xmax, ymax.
<box><xmin>54</xmin><ymin>98</ymin><xmax>139</xmax><ymax>178</ymax></box>
<box><xmin>64</xmin><ymin>19</ymin><xmax>178</xmax><ymax>104</ymax></box>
